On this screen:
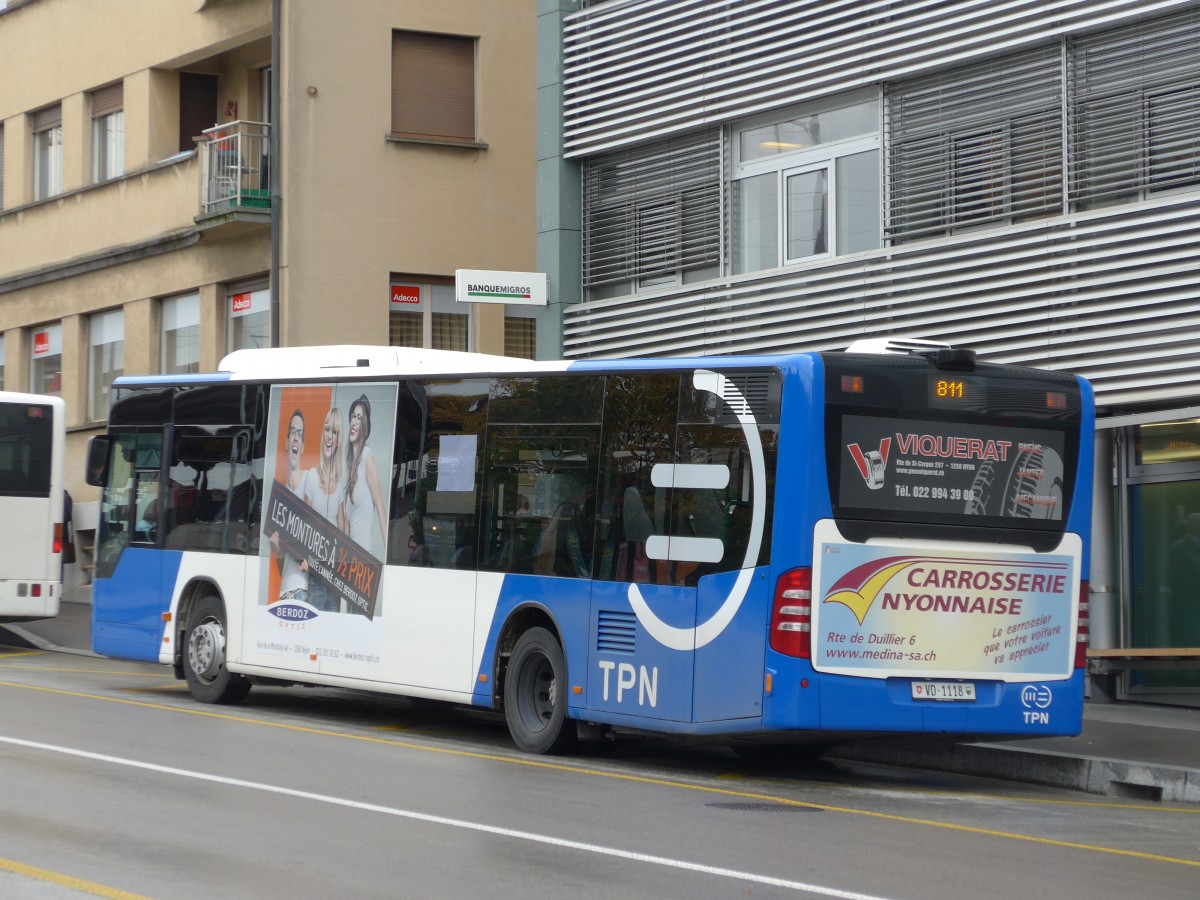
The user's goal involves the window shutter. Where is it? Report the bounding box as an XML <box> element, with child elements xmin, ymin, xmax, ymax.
<box><xmin>1068</xmin><ymin>8</ymin><xmax>1200</xmax><ymax>206</ymax></box>
<box><xmin>583</xmin><ymin>130</ymin><xmax>721</xmax><ymax>287</ymax></box>
<box><xmin>886</xmin><ymin>46</ymin><xmax>1063</xmax><ymax>241</ymax></box>
<box><xmin>91</xmin><ymin>82</ymin><xmax>124</xmax><ymax>118</ymax></box>
<box><xmin>391</xmin><ymin>32</ymin><xmax>475</xmax><ymax>142</ymax></box>
<box><xmin>32</xmin><ymin>105</ymin><xmax>62</xmax><ymax>132</ymax></box>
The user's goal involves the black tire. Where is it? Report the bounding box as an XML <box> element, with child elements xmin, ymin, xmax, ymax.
<box><xmin>504</xmin><ymin>627</ymin><xmax>576</xmax><ymax>754</ymax></box>
<box><xmin>183</xmin><ymin>594</ymin><xmax>251</xmax><ymax>705</ymax></box>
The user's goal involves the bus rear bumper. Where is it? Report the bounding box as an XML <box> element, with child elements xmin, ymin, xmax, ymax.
<box><xmin>0</xmin><ymin>581</ymin><xmax>61</xmax><ymax>621</ymax></box>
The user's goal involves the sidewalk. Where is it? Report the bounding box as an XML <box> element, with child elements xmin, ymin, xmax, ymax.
<box><xmin>832</xmin><ymin>701</ymin><xmax>1200</xmax><ymax>803</ymax></box>
<box><xmin>6</xmin><ymin>601</ymin><xmax>1200</xmax><ymax>802</ymax></box>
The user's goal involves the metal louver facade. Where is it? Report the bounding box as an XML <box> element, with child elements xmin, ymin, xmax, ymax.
<box><xmin>564</xmin><ymin>191</ymin><xmax>1200</xmax><ymax>408</ymax></box>
<box><xmin>583</xmin><ymin>130</ymin><xmax>721</xmax><ymax>287</ymax></box>
<box><xmin>885</xmin><ymin>46</ymin><xmax>1064</xmax><ymax>241</ymax></box>
<box><xmin>1069</xmin><ymin>7</ymin><xmax>1200</xmax><ymax>207</ymax></box>
<box><xmin>563</xmin><ymin>0</ymin><xmax>1195</xmax><ymax>158</ymax></box>
<box><xmin>560</xmin><ymin>1</ymin><xmax>1200</xmax><ymax>412</ymax></box>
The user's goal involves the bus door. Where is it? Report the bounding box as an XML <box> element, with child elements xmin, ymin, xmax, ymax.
<box><xmin>480</xmin><ymin>421</ymin><xmax>600</xmax><ymax>699</ymax></box>
<box><xmin>588</xmin><ymin>369</ymin><xmax>780</xmax><ymax>726</ymax></box>
<box><xmin>587</xmin><ymin>373</ymin><xmax>697</xmax><ymax>724</ymax></box>
<box><xmin>93</xmin><ymin>429</ymin><xmax>170</xmax><ymax>661</ymax></box>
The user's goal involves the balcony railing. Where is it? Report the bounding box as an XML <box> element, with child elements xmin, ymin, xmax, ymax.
<box><xmin>199</xmin><ymin>121</ymin><xmax>270</xmax><ymax>214</ymax></box>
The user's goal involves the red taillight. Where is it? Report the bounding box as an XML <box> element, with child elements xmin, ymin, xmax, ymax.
<box><xmin>1075</xmin><ymin>580</ymin><xmax>1089</xmax><ymax>669</ymax></box>
<box><xmin>770</xmin><ymin>568</ymin><xmax>812</xmax><ymax>658</ymax></box>
<box><xmin>53</xmin><ymin>523</ymin><xmax>63</xmax><ymax>555</ymax></box>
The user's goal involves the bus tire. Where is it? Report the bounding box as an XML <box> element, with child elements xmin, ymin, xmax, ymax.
<box><xmin>504</xmin><ymin>627</ymin><xmax>576</xmax><ymax>755</ymax></box>
<box><xmin>183</xmin><ymin>594</ymin><xmax>251</xmax><ymax>705</ymax></box>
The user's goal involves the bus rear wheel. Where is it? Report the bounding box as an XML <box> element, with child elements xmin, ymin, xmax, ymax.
<box><xmin>504</xmin><ymin>627</ymin><xmax>576</xmax><ymax>755</ymax></box>
<box><xmin>183</xmin><ymin>594</ymin><xmax>251</xmax><ymax>705</ymax></box>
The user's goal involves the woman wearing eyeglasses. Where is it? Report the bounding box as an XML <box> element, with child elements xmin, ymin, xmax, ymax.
<box><xmin>340</xmin><ymin>394</ymin><xmax>387</xmax><ymax>560</ymax></box>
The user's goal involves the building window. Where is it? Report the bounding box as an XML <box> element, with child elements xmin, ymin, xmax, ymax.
<box><xmin>161</xmin><ymin>293</ymin><xmax>200</xmax><ymax>374</ymax></box>
<box><xmin>32</xmin><ymin>105</ymin><xmax>63</xmax><ymax>201</ymax></box>
<box><xmin>731</xmin><ymin>94</ymin><xmax>880</xmax><ymax>273</ymax></box>
<box><xmin>91</xmin><ymin>83</ymin><xmax>124</xmax><ymax>183</ymax></box>
<box><xmin>227</xmin><ymin>286</ymin><xmax>270</xmax><ymax>353</ymax></box>
<box><xmin>389</xmin><ymin>280</ymin><xmax>471</xmax><ymax>351</ymax></box>
<box><xmin>30</xmin><ymin>323</ymin><xmax>62</xmax><ymax>396</ymax></box>
<box><xmin>0</xmin><ymin>340</ymin><xmax>6</xmax><ymax>390</ymax></box>
<box><xmin>391</xmin><ymin>31</ymin><xmax>476</xmax><ymax>143</ymax></box>
<box><xmin>886</xmin><ymin>47</ymin><xmax>1062</xmax><ymax>242</ymax></box>
<box><xmin>504</xmin><ymin>308</ymin><xmax>537</xmax><ymax>359</ymax></box>
<box><xmin>583</xmin><ymin>130</ymin><xmax>722</xmax><ymax>298</ymax></box>
<box><xmin>89</xmin><ymin>310</ymin><xmax>124</xmax><ymax>422</ymax></box>
<box><xmin>1069</xmin><ymin>9</ymin><xmax>1200</xmax><ymax>209</ymax></box>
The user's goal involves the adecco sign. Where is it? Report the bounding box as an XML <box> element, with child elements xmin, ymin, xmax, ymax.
<box><xmin>455</xmin><ymin>269</ymin><xmax>547</xmax><ymax>307</ymax></box>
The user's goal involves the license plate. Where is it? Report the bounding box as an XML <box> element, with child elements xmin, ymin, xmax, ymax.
<box><xmin>911</xmin><ymin>681</ymin><xmax>976</xmax><ymax>701</ymax></box>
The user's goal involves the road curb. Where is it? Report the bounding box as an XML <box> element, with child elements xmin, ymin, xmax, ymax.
<box><xmin>831</xmin><ymin>738</ymin><xmax>1200</xmax><ymax>803</ymax></box>
<box><xmin>0</xmin><ymin>624</ymin><xmax>100</xmax><ymax>659</ymax></box>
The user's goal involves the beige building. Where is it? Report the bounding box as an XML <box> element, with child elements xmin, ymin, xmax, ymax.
<box><xmin>0</xmin><ymin>0</ymin><xmax>538</xmax><ymax>585</ymax></box>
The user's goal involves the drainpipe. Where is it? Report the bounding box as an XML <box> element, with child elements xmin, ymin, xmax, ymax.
<box><xmin>269</xmin><ymin>0</ymin><xmax>282</xmax><ymax>347</ymax></box>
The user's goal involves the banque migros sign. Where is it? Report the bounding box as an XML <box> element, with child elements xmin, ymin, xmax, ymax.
<box><xmin>455</xmin><ymin>269</ymin><xmax>548</xmax><ymax>306</ymax></box>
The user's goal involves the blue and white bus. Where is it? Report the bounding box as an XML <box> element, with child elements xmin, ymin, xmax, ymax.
<box><xmin>0</xmin><ymin>391</ymin><xmax>66</xmax><ymax>622</ymax></box>
<box><xmin>86</xmin><ymin>340</ymin><xmax>1093</xmax><ymax>753</ymax></box>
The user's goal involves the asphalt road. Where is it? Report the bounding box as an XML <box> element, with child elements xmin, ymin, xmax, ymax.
<box><xmin>0</xmin><ymin>641</ymin><xmax>1197</xmax><ymax>899</ymax></box>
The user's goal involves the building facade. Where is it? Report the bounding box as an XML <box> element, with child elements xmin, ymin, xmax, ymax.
<box><xmin>0</xmin><ymin>0</ymin><xmax>538</xmax><ymax>589</ymax></box>
<box><xmin>539</xmin><ymin>0</ymin><xmax>1200</xmax><ymax>704</ymax></box>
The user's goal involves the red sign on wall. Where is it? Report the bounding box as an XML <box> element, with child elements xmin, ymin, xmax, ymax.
<box><xmin>33</xmin><ymin>332</ymin><xmax>50</xmax><ymax>356</ymax></box>
<box><xmin>231</xmin><ymin>292</ymin><xmax>252</xmax><ymax>314</ymax></box>
<box><xmin>390</xmin><ymin>284</ymin><xmax>421</xmax><ymax>306</ymax></box>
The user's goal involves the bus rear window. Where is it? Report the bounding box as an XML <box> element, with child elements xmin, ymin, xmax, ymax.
<box><xmin>822</xmin><ymin>354</ymin><xmax>1082</xmax><ymax>541</ymax></box>
<box><xmin>0</xmin><ymin>402</ymin><xmax>54</xmax><ymax>497</ymax></box>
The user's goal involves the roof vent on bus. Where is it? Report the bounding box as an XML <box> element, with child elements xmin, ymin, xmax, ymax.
<box><xmin>844</xmin><ymin>337</ymin><xmax>953</xmax><ymax>355</ymax></box>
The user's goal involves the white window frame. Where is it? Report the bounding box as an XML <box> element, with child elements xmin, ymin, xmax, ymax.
<box><xmin>731</xmin><ymin>93</ymin><xmax>880</xmax><ymax>274</ymax></box>
<box><xmin>33</xmin><ymin>123</ymin><xmax>63</xmax><ymax>201</ymax></box>
<box><xmin>389</xmin><ymin>280</ymin><xmax>474</xmax><ymax>352</ymax></box>
<box><xmin>92</xmin><ymin>109</ymin><xmax>124</xmax><ymax>183</ymax></box>
<box><xmin>226</xmin><ymin>285</ymin><xmax>270</xmax><ymax>354</ymax></box>
<box><xmin>161</xmin><ymin>293</ymin><xmax>201</xmax><ymax>375</ymax></box>
<box><xmin>30</xmin><ymin>322</ymin><xmax>63</xmax><ymax>396</ymax></box>
<box><xmin>89</xmin><ymin>310</ymin><xmax>124</xmax><ymax>422</ymax></box>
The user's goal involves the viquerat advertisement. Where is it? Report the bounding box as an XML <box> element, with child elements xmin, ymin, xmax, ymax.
<box><xmin>838</xmin><ymin>414</ymin><xmax>1066</xmax><ymax>520</ymax></box>
<box><xmin>256</xmin><ymin>383</ymin><xmax>397</xmax><ymax>667</ymax></box>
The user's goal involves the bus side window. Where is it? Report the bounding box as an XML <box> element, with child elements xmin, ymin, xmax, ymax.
<box><xmin>393</xmin><ymin>379</ymin><xmax>487</xmax><ymax>570</ymax></box>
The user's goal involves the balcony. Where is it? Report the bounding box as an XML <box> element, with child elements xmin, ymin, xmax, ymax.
<box><xmin>196</xmin><ymin>121</ymin><xmax>272</xmax><ymax>229</ymax></box>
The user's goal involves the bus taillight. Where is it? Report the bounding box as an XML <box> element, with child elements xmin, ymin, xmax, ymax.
<box><xmin>1075</xmin><ymin>580</ymin><xmax>1089</xmax><ymax>669</ymax></box>
<box><xmin>53</xmin><ymin>523</ymin><xmax>63</xmax><ymax>555</ymax></box>
<box><xmin>770</xmin><ymin>568</ymin><xmax>812</xmax><ymax>658</ymax></box>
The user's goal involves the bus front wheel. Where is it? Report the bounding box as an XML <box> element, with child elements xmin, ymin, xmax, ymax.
<box><xmin>183</xmin><ymin>595</ymin><xmax>251</xmax><ymax>705</ymax></box>
<box><xmin>504</xmin><ymin>628</ymin><xmax>576</xmax><ymax>755</ymax></box>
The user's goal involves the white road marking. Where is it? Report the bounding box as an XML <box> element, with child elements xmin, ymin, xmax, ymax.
<box><xmin>0</xmin><ymin>734</ymin><xmax>897</xmax><ymax>899</ymax></box>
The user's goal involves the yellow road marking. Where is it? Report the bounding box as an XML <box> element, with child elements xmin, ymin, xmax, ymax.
<box><xmin>0</xmin><ymin>855</ymin><xmax>152</xmax><ymax>900</ymax></box>
<box><xmin>2</xmin><ymin>678</ymin><xmax>1197</xmax><ymax>869</ymax></box>
<box><xmin>0</xmin><ymin>662</ymin><xmax>174</xmax><ymax>679</ymax></box>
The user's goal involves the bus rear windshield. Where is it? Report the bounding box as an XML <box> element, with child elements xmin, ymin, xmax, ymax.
<box><xmin>0</xmin><ymin>402</ymin><xmax>55</xmax><ymax>497</ymax></box>
<box><xmin>822</xmin><ymin>353</ymin><xmax>1082</xmax><ymax>544</ymax></box>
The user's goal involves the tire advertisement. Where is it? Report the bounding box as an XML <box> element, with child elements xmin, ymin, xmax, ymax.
<box><xmin>837</xmin><ymin>414</ymin><xmax>1066</xmax><ymax>521</ymax></box>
